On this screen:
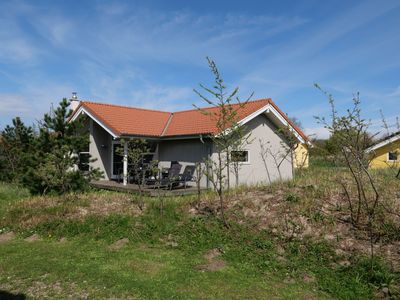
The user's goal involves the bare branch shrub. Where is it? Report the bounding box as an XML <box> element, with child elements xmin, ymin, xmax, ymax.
<box><xmin>194</xmin><ymin>57</ymin><xmax>253</xmax><ymax>227</ymax></box>
<box><xmin>315</xmin><ymin>85</ymin><xmax>385</xmax><ymax>264</ymax></box>
<box><xmin>258</xmin><ymin>124</ymin><xmax>299</xmax><ymax>183</ymax></box>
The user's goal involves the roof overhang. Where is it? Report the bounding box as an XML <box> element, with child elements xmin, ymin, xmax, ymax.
<box><xmin>70</xmin><ymin>105</ymin><xmax>119</xmax><ymax>139</ymax></box>
<box><xmin>69</xmin><ymin>100</ymin><xmax>310</xmax><ymax>145</ymax></box>
<box><xmin>365</xmin><ymin>133</ymin><xmax>400</xmax><ymax>153</ymax></box>
<box><xmin>235</xmin><ymin>103</ymin><xmax>310</xmax><ymax>145</ymax></box>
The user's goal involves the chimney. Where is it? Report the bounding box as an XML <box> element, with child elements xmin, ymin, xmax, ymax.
<box><xmin>70</xmin><ymin>92</ymin><xmax>80</xmax><ymax>111</ymax></box>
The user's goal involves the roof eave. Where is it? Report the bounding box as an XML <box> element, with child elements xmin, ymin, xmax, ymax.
<box><xmin>70</xmin><ymin>104</ymin><xmax>120</xmax><ymax>138</ymax></box>
<box><xmin>236</xmin><ymin>102</ymin><xmax>310</xmax><ymax>145</ymax></box>
<box><xmin>365</xmin><ymin>134</ymin><xmax>400</xmax><ymax>153</ymax></box>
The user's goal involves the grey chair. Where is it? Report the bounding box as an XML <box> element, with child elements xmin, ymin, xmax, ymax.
<box><xmin>158</xmin><ymin>163</ymin><xmax>182</xmax><ymax>189</ymax></box>
<box><xmin>176</xmin><ymin>165</ymin><xmax>196</xmax><ymax>189</ymax></box>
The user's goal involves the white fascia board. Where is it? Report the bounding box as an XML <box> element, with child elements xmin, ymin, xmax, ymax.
<box><xmin>216</xmin><ymin>105</ymin><xmax>270</xmax><ymax>138</ymax></box>
<box><xmin>365</xmin><ymin>134</ymin><xmax>400</xmax><ymax>153</ymax></box>
<box><xmin>235</xmin><ymin>103</ymin><xmax>306</xmax><ymax>145</ymax></box>
<box><xmin>237</xmin><ymin>104</ymin><xmax>271</xmax><ymax>127</ymax></box>
<box><xmin>266</xmin><ymin>104</ymin><xmax>306</xmax><ymax>144</ymax></box>
<box><xmin>70</xmin><ymin>106</ymin><xmax>119</xmax><ymax>139</ymax></box>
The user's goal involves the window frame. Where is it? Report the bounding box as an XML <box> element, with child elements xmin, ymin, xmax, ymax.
<box><xmin>230</xmin><ymin>150</ymin><xmax>250</xmax><ymax>165</ymax></box>
<box><xmin>388</xmin><ymin>151</ymin><xmax>398</xmax><ymax>162</ymax></box>
<box><xmin>78</xmin><ymin>151</ymin><xmax>90</xmax><ymax>172</ymax></box>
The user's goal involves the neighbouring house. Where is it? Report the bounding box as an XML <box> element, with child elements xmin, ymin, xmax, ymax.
<box><xmin>294</xmin><ymin>143</ymin><xmax>309</xmax><ymax>169</ymax></box>
<box><xmin>69</xmin><ymin>97</ymin><xmax>310</xmax><ymax>187</ymax></box>
<box><xmin>366</xmin><ymin>131</ymin><xmax>400</xmax><ymax>168</ymax></box>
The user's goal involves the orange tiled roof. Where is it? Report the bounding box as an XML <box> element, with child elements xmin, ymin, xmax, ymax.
<box><xmin>163</xmin><ymin>98</ymin><xmax>270</xmax><ymax>136</ymax></box>
<box><xmin>78</xmin><ymin>101</ymin><xmax>171</xmax><ymax>137</ymax></box>
<box><xmin>72</xmin><ymin>98</ymin><xmax>308</xmax><ymax>142</ymax></box>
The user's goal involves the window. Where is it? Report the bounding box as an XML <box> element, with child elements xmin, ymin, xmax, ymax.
<box><xmin>77</xmin><ymin>137</ymin><xmax>90</xmax><ymax>171</ymax></box>
<box><xmin>231</xmin><ymin>150</ymin><xmax>249</xmax><ymax>163</ymax></box>
<box><xmin>388</xmin><ymin>151</ymin><xmax>398</xmax><ymax>161</ymax></box>
<box><xmin>78</xmin><ymin>152</ymin><xmax>90</xmax><ymax>171</ymax></box>
<box><xmin>112</xmin><ymin>143</ymin><xmax>123</xmax><ymax>176</ymax></box>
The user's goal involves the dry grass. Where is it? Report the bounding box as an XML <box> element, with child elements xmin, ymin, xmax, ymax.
<box><xmin>2</xmin><ymin>191</ymin><xmax>144</xmax><ymax>229</ymax></box>
<box><xmin>0</xmin><ymin>177</ymin><xmax>393</xmax><ymax>298</ymax></box>
<box><xmin>190</xmin><ymin>167</ymin><xmax>400</xmax><ymax>272</ymax></box>
<box><xmin>128</xmin><ymin>258</ymin><xmax>166</xmax><ymax>277</ymax></box>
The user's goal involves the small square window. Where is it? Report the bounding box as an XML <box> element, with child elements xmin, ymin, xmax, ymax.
<box><xmin>231</xmin><ymin>150</ymin><xmax>249</xmax><ymax>163</ymax></box>
<box><xmin>388</xmin><ymin>151</ymin><xmax>398</xmax><ymax>161</ymax></box>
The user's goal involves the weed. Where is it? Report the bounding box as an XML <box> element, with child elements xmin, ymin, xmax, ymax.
<box><xmin>285</xmin><ymin>192</ymin><xmax>300</xmax><ymax>203</ymax></box>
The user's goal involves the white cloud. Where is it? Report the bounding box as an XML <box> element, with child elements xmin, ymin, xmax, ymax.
<box><xmin>239</xmin><ymin>0</ymin><xmax>400</xmax><ymax>102</ymax></box>
<box><xmin>76</xmin><ymin>60</ymin><xmax>195</xmax><ymax>111</ymax></box>
<box><xmin>304</xmin><ymin>126</ymin><xmax>330</xmax><ymax>139</ymax></box>
<box><xmin>0</xmin><ymin>0</ymin><xmax>399</xmax><ymax>133</ymax></box>
<box><xmin>32</xmin><ymin>16</ymin><xmax>74</xmax><ymax>46</ymax></box>
<box><xmin>0</xmin><ymin>94</ymin><xmax>31</xmax><ymax>114</ymax></box>
<box><xmin>0</xmin><ymin>84</ymin><xmax>74</xmax><ymax>129</ymax></box>
<box><xmin>389</xmin><ymin>86</ymin><xmax>400</xmax><ymax>97</ymax></box>
<box><xmin>0</xmin><ymin>2</ymin><xmax>43</xmax><ymax>64</ymax></box>
<box><xmin>63</xmin><ymin>9</ymin><xmax>308</xmax><ymax>68</ymax></box>
<box><xmin>130</xmin><ymin>85</ymin><xmax>194</xmax><ymax>111</ymax></box>
<box><xmin>0</xmin><ymin>18</ymin><xmax>39</xmax><ymax>63</ymax></box>
<box><xmin>96</xmin><ymin>2</ymin><xmax>129</xmax><ymax>16</ymax></box>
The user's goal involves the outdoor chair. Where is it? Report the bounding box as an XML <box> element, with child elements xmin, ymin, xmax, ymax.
<box><xmin>174</xmin><ymin>165</ymin><xmax>196</xmax><ymax>189</ymax></box>
<box><xmin>156</xmin><ymin>162</ymin><xmax>182</xmax><ymax>189</ymax></box>
<box><xmin>157</xmin><ymin>164</ymin><xmax>196</xmax><ymax>190</ymax></box>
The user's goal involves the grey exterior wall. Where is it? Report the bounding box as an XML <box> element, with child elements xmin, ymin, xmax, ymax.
<box><xmin>87</xmin><ymin>113</ymin><xmax>293</xmax><ymax>187</ymax></box>
<box><xmin>158</xmin><ymin>138</ymin><xmax>211</xmax><ymax>187</ymax></box>
<box><xmin>211</xmin><ymin>114</ymin><xmax>293</xmax><ymax>187</ymax></box>
<box><xmin>89</xmin><ymin>120</ymin><xmax>112</xmax><ymax>180</ymax></box>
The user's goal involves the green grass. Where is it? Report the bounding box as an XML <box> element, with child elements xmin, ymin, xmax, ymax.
<box><xmin>0</xmin><ymin>182</ymin><xmax>29</xmax><ymax>222</ymax></box>
<box><xmin>0</xmin><ymin>182</ymin><xmax>398</xmax><ymax>299</ymax></box>
<box><xmin>0</xmin><ymin>238</ymin><xmax>321</xmax><ymax>299</ymax></box>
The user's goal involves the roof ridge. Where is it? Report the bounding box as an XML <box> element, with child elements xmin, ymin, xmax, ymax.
<box><xmin>70</xmin><ymin>97</ymin><xmax>311</xmax><ymax>143</ymax></box>
<box><xmin>161</xmin><ymin>113</ymin><xmax>174</xmax><ymax>136</ymax></box>
<box><xmin>172</xmin><ymin>98</ymin><xmax>272</xmax><ymax>114</ymax></box>
<box><xmin>80</xmin><ymin>98</ymin><xmax>271</xmax><ymax>115</ymax></box>
<box><xmin>81</xmin><ymin>100</ymin><xmax>172</xmax><ymax>114</ymax></box>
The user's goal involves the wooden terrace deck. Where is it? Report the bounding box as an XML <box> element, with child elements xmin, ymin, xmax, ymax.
<box><xmin>90</xmin><ymin>180</ymin><xmax>207</xmax><ymax>197</ymax></box>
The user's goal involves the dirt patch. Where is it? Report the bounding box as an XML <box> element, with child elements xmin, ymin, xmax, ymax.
<box><xmin>302</xmin><ymin>273</ymin><xmax>316</xmax><ymax>283</ymax></box>
<box><xmin>197</xmin><ymin>248</ymin><xmax>226</xmax><ymax>272</ymax></box>
<box><xmin>200</xmin><ymin>259</ymin><xmax>226</xmax><ymax>272</ymax></box>
<box><xmin>204</xmin><ymin>248</ymin><xmax>221</xmax><ymax>260</ymax></box>
<box><xmin>24</xmin><ymin>234</ymin><xmax>41</xmax><ymax>243</ymax></box>
<box><xmin>0</xmin><ymin>231</ymin><xmax>16</xmax><ymax>243</ymax></box>
<box><xmin>0</xmin><ymin>274</ymin><xmax>95</xmax><ymax>299</ymax></box>
<box><xmin>108</xmin><ymin>238</ymin><xmax>129</xmax><ymax>251</ymax></box>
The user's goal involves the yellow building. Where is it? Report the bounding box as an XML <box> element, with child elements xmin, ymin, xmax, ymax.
<box><xmin>366</xmin><ymin>132</ymin><xmax>400</xmax><ymax>168</ymax></box>
<box><xmin>294</xmin><ymin>143</ymin><xmax>309</xmax><ymax>168</ymax></box>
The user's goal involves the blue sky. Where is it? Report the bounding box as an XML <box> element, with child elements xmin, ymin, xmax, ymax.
<box><xmin>0</xmin><ymin>0</ymin><xmax>399</xmax><ymax>138</ymax></box>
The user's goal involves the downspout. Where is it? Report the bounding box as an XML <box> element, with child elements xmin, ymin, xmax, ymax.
<box><xmin>123</xmin><ymin>142</ymin><xmax>128</xmax><ymax>186</ymax></box>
